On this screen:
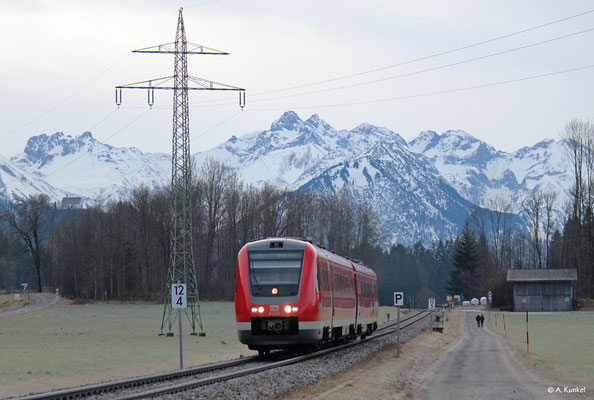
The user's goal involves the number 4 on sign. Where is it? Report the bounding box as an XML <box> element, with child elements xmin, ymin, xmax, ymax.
<box><xmin>172</xmin><ymin>284</ymin><xmax>187</xmax><ymax>309</ymax></box>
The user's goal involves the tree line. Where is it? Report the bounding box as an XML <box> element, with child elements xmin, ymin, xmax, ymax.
<box><xmin>446</xmin><ymin>119</ymin><xmax>594</xmax><ymax>305</ymax></box>
<box><xmin>0</xmin><ymin>159</ymin><xmax>382</xmax><ymax>300</ymax></box>
<box><xmin>0</xmin><ymin>158</ymin><xmax>457</xmax><ymax>304</ymax></box>
<box><xmin>1</xmin><ymin>119</ymin><xmax>592</xmax><ymax>304</ymax></box>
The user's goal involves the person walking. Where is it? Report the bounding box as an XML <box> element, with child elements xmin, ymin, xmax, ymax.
<box><xmin>480</xmin><ymin>314</ymin><xmax>485</xmax><ymax>328</ymax></box>
<box><xmin>476</xmin><ymin>314</ymin><xmax>481</xmax><ymax>328</ymax></box>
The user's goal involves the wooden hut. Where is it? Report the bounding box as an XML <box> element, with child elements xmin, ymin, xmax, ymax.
<box><xmin>506</xmin><ymin>269</ymin><xmax>577</xmax><ymax>312</ymax></box>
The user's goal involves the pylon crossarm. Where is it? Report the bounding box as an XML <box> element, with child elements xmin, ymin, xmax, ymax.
<box><xmin>133</xmin><ymin>41</ymin><xmax>229</xmax><ymax>55</ymax></box>
<box><xmin>117</xmin><ymin>76</ymin><xmax>244</xmax><ymax>91</ymax></box>
<box><xmin>188</xmin><ymin>76</ymin><xmax>244</xmax><ymax>91</ymax></box>
<box><xmin>117</xmin><ymin>76</ymin><xmax>174</xmax><ymax>89</ymax></box>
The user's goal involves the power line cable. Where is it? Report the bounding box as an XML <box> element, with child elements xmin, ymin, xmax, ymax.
<box><xmin>75</xmin><ymin>109</ymin><xmax>240</xmax><ymax>196</ymax></box>
<box><xmin>190</xmin><ymin>110</ymin><xmax>243</xmax><ymax>144</ymax></box>
<box><xmin>45</xmin><ymin>109</ymin><xmax>151</xmax><ymax>178</ymax></box>
<box><xmin>244</xmin><ymin>64</ymin><xmax>594</xmax><ymax>111</ymax></box>
<box><xmin>251</xmin><ymin>9</ymin><xmax>594</xmax><ymax>97</ymax></box>
<box><xmin>2</xmin><ymin>64</ymin><xmax>590</xmax><ymax>216</ymax></box>
<box><xmin>86</xmin><ymin>107</ymin><xmax>120</xmax><ymax>133</ymax></box>
<box><xmin>0</xmin><ymin>2</ymin><xmax>224</xmax><ymax>142</ymax></box>
<box><xmin>206</xmin><ymin>26</ymin><xmax>594</xmax><ymax>106</ymax></box>
<box><xmin>186</xmin><ymin>7</ymin><xmax>594</xmax><ymax>106</ymax></box>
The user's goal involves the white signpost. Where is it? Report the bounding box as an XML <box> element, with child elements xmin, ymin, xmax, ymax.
<box><xmin>428</xmin><ymin>297</ymin><xmax>436</xmax><ymax>331</ymax></box>
<box><xmin>394</xmin><ymin>292</ymin><xmax>404</xmax><ymax>357</ymax></box>
<box><xmin>394</xmin><ymin>292</ymin><xmax>404</xmax><ymax>307</ymax></box>
<box><xmin>172</xmin><ymin>283</ymin><xmax>187</xmax><ymax>369</ymax></box>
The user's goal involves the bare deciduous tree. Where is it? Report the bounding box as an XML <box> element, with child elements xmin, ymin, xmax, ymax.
<box><xmin>523</xmin><ymin>190</ymin><xmax>544</xmax><ymax>269</ymax></box>
<box><xmin>0</xmin><ymin>194</ymin><xmax>50</xmax><ymax>292</ymax></box>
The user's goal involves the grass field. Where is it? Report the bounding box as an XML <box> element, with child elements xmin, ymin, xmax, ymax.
<box><xmin>0</xmin><ymin>293</ymin><xmax>31</xmax><ymax>313</ymax></box>
<box><xmin>0</xmin><ymin>301</ymin><xmax>404</xmax><ymax>398</ymax></box>
<box><xmin>0</xmin><ymin>302</ymin><xmax>256</xmax><ymax>398</ymax></box>
<box><xmin>487</xmin><ymin>311</ymin><xmax>594</xmax><ymax>387</ymax></box>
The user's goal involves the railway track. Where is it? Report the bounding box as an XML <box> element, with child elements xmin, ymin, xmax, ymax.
<box><xmin>12</xmin><ymin>309</ymin><xmax>430</xmax><ymax>400</ymax></box>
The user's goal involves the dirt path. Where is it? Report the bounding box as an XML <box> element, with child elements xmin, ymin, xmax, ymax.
<box><xmin>288</xmin><ymin>310</ymin><xmax>466</xmax><ymax>399</ymax></box>
<box><xmin>421</xmin><ymin>312</ymin><xmax>552</xmax><ymax>400</ymax></box>
<box><xmin>0</xmin><ymin>292</ymin><xmax>57</xmax><ymax>319</ymax></box>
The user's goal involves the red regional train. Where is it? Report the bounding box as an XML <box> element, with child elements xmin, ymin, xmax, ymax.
<box><xmin>235</xmin><ymin>237</ymin><xmax>379</xmax><ymax>355</ymax></box>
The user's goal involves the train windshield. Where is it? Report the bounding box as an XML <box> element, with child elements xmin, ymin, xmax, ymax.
<box><xmin>248</xmin><ymin>251</ymin><xmax>304</xmax><ymax>297</ymax></box>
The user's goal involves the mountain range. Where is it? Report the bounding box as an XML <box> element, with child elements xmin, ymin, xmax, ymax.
<box><xmin>1</xmin><ymin>111</ymin><xmax>572</xmax><ymax>245</ymax></box>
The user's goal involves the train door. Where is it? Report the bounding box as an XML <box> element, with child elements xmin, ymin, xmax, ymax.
<box><xmin>354</xmin><ymin>272</ymin><xmax>359</xmax><ymax>332</ymax></box>
<box><xmin>319</xmin><ymin>259</ymin><xmax>333</xmax><ymax>339</ymax></box>
<box><xmin>329</xmin><ymin>263</ymin><xmax>334</xmax><ymax>334</ymax></box>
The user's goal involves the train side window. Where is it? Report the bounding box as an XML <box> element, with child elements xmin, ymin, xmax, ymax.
<box><xmin>317</xmin><ymin>262</ymin><xmax>321</xmax><ymax>292</ymax></box>
<box><xmin>349</xmin><ymin>276</ymin><xmax>353</xmax><ymax>295</ymax></box>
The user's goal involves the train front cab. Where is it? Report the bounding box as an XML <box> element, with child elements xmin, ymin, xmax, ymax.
<box><xmin>235</xmin><ymin>238</ymin><xmax>322</xmax><ymax>352</ymax></box>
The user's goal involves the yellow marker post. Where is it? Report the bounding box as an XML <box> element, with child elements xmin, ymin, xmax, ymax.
<box><xmin>503</xmin><ymin>314</ymin><xmax>507</xmax><ymax>337</ymax></box>
<box><xmin>526</xmin><ymin>311</ymin><xmax>529</xmax><ymax>363</ymax></box>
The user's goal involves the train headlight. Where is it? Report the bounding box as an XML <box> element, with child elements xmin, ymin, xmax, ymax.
<box><xmin>251</xmin><ymin>307</ymin><xmax>258</xmax><ymax>313</ymax></box>
<box><xmin>284</xmin><ymin>305</ymin><xmax>292</xmax><ymax>313</ymax></box>
<box><xmin>272</xmin><ymin>288</ymin><xmax>278</xmax><ymax>295</ymax></box>
<box><xmin>258</xmin><ymin>306</ymin><xmax>265</xmax><ymax>313</ymax></box>
<box><xmin>292</xmin><ymin>306</ymin><xmax>298</xmax><ymax>312</ymax></box>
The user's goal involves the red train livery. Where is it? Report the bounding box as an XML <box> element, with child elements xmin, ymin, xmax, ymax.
<box><xmin>235</xmin><ymin>237</ymin><xmax>378</xmax><ymax>354</ymax></box>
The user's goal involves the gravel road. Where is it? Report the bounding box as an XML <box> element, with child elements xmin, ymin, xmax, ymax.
<box><xmin>422</xmin><ymin>312</ymin><xmax>553</xmax><ymax>400</ymax></box>
<box><xmin>0</xmin><ymin>292</ymin><xmax>57</xmax><ymax>319</ymax></box>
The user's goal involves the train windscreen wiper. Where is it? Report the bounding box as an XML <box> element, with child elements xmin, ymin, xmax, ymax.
<box><xmin>251</xmin><ymin>267</ymin><xmax>262</xmax><ymax>289</ymax></box>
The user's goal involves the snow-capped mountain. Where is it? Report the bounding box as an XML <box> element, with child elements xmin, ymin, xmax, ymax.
<box><xmin>11</xmin><ymin>132</ymin><xmax>170</xmax><ymax>200</ymax></box>
<box><xmin>297</xmin><ymin>140</ymin><xmax>475</xmax><ymax>244</ymax></box>
<box><xmin>2</xmin><ymin>111</ymin><xmax>573</xmax><ymax>245</ymax></box>
<box><xmin>0</xmin><ymin>154</ymin><xmax>68</xmax><ymax>203</ymax></box>
<box><xmin>409</xmin><ymin>130</ymin><xmax>572</xmax><ymax>212</ymax></box>
<box><xmin>194</xmin><ymin>111</ymin><xmax>406</xmax><ymax>188</ymax></box>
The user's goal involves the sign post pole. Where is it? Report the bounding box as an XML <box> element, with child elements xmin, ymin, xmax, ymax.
<box><xmin>172</xmin><ymin>283</ymin><xmax>187</xmax><ymax>370</ymax></box>
<box><xmin>397</xmin><ymin>305</ymin><xmax>401</xmax><ymax>357</ymax></box>
<box><xmin>178</xmin><ymin>308</ymin><xmax>183</xmax><ymax>369</ymax></box>
<box><xmin>394</xmin><ymin>292</ymin><xmax>404</xmax><ymax>358</ymax></box>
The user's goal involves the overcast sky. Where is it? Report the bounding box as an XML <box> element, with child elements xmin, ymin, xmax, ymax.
<box><xmin>1</xmin><ymin>0</ymin><xmax>593</xmax><ymax>158</ymax></box>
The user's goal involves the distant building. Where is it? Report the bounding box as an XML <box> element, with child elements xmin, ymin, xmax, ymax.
<box><xmin>60</xmin><ymin>197</ymin><xmax>82</xmax><ymax>209</ymax></box>
<box><xmin>507</xmin><ymin>269</ymin><xmax>577</xmax><ymax>312</ymax></box>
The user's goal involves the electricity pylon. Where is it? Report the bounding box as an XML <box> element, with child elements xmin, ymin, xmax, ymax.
<box><xmin>115</xmin><ymin>8</ymin><xmax>245</xmax><ymax>336</ymax></box>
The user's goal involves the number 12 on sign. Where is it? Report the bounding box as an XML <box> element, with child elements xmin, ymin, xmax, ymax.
<box><xmin>172</xmin><ymin>284</ymin><xmax>187</xmax><ymax>309</ymax></box>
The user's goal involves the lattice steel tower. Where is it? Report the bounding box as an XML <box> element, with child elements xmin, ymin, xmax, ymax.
<box><xmin>116</xmin><ymin>8</ymin><xmax>245</xmax><ymax>336</ymax></box>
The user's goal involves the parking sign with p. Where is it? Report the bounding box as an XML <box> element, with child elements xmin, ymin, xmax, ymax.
<box><xmin>394</xmin><ymin>292</ymin><xmax>404</xmax><ymax>307</ymax></box>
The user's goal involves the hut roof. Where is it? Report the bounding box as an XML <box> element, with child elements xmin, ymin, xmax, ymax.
<box><xmin>507</xmin><ymin>268</ymin><xmax>577</xmax><ymax>282</ymax></box>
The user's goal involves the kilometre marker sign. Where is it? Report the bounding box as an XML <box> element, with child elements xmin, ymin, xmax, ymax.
<box><xmin>172</xmin><ymin>283</ymin><xmax>187</xmax><ymax>309</ymax></box>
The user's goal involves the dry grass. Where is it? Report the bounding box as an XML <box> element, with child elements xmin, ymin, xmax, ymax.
<box><xmin>287</xmin><ymin>309</ymin><xmax>466</xmax><ymax>400</ymax></box>
<box><xmin>0</xmin><ymin>301</ymin><xmax>253</xmax><ymax>398</ymax></box>
<box><xmin>487</xmin><ymin>311</ymin><xmax>594</xmax><ymax>387</ymax></box>
<box><xmin>0</xmin><ymin>293</ymin><xmax>31</xmax><ymax>313</ymax></box>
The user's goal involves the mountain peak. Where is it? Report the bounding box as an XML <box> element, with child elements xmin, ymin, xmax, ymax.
<box><xmin>270</xmin><ymin>111</ymin><xmax>302</xmax><ymax>131</ymax></box>
<box><xmin>409</xmin><ymin>130</ymin><xmax>440</xmax><ymax>153</ymax></box>
<box><xmin>441</xmin><ymin>130</ymin><xmax>475</xmax><ymax>140</ymax></box>
<box><xmin>304</xmin><ymin>113</ymin><xmax>333</xmax><ymax>131</ymax></box>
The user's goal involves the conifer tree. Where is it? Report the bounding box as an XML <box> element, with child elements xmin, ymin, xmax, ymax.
<box><xmin>447</xmin><ymin>222</ymin><xmax>480</xmax><ymax>298</ymax></box>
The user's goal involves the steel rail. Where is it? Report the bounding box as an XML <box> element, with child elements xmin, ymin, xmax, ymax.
<box><xmin>10</xmin><ymin>356</ymin><xmax>257</xmax><ymax>400</ymax></box>
<box><xmin>11</xmin><ymin>310</ymin><xmax>431</xmax><ymax>400</ymax></box>
<box><xmin>114</xmin><ymin>310</ymin><xmax>431</xmax><ymax>399</ymax></box>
